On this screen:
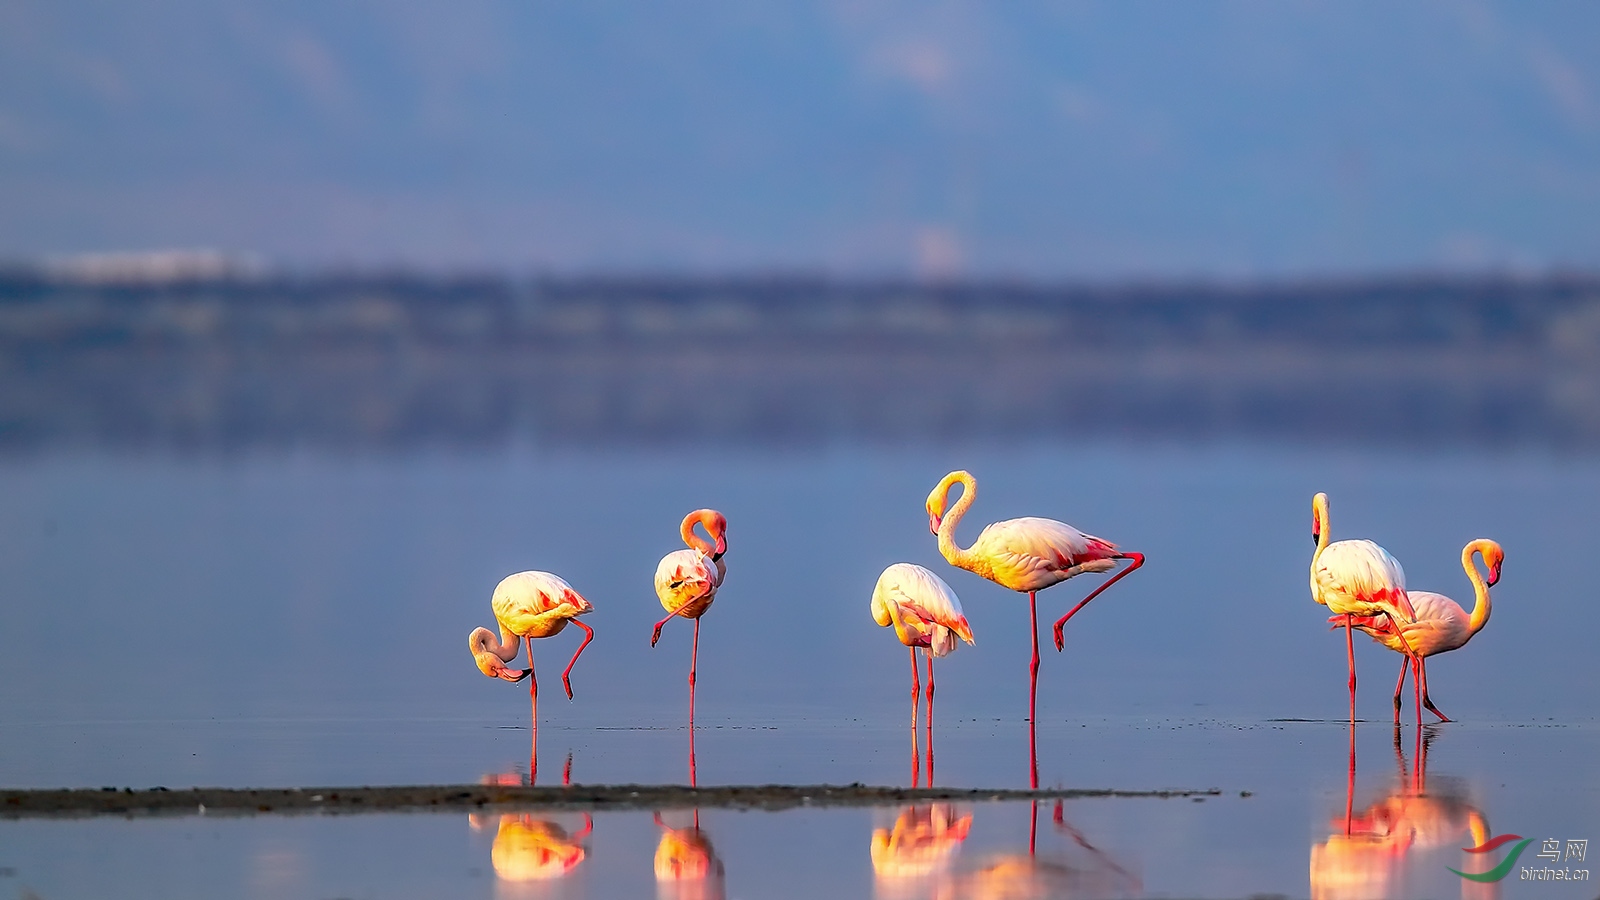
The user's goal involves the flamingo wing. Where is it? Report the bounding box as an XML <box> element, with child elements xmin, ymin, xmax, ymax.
<box><xmin>970</xmin><ymin>516</ymin><xmax>1116</xmax><ymax>587</ymax></box>
<box><xmin>493</xmin><ymin>571</ymin><xmax>591</xmax><ymax>632</ymax></box>
<box><xmin>654</xmin><ymin>548</ymin><xmax>720</xmax><ymax>615</ymax></box>
<box><xmin>1314</xmin><ymin>540</ymin><xmax>1414</xmax><ymax>621</ymax></box>
<box><xmin>1354</xmin><ymin>591</ymin><xmax>1470</xmax><ymax>657</ymax></box>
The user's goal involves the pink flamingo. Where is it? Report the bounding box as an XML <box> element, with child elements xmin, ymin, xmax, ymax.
<box><xmin>1343</xmin><ymin>539</ymin><xmax>1503</xmax><ymax>723</ymax></box>
<box><xmin>1310</xmin><ymin>492</ymin><xmax>1419</xmax><ymax>723</ymax></box>
<box><xmin>870</xmin><ymin>563</ymin><xmax>975</xmax><ymax>786</ymax></box>
<box><xmin>650</xmin><ymin>509</ymin><xmax>727</xmax><ymax>784</ymax></box>
<box><xmin>926</xmin><ymin>471</ymin><xmax>1142</xmax><ymax>727</ymax></box>
<box><xmin>469</xmin><ymin>571</ymin><xmax>595</xmax><ymax>780</ymax></box>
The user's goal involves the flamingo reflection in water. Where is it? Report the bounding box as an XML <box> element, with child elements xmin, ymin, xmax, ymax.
<box><xmin>933</xmin><ymin>801</ymin><xmax>1140</xmax><ymax>900</ymax></box>
<box><xmin>654</xmin><ymin>812</ymin><xmax>726</xmax><ymax>900</ymax></box>
<box><xmin>870</xmin><ymin>804</ymin><xmax>973</xmax><ymax>897</ymax></box>
<box><xmin>1310</xmin><ymin>726</ymin><xmax>1495</xmax><ymax>900</ymax></box>
<box><xmin>871</xmin><ymin>564</ymin><xmax>974</xmax><ymax>787</ymax></box>
<box><xmin>469</xmin><ymin>571</ymin><xmax>596</xmax><ymax>783</ymax></box>
<box><xmin>467</xmin><ymin>811</ymin><xmax>592</xmax><ymax>887</ymax></box>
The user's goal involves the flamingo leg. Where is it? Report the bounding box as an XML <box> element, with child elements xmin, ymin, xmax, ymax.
<box><xmin>526</xmin><ymin>636</ymin><xmax>538</xmax><ymax>784</ymax></box>
<box><xmin>1419</xmin><ymin>657</ymin><xmax>1451</xmax><ymax>722</ymax></box>
<box><xmin>689</xmin><ymin>619</ymin><xmax>700</xmax><ymax>786</ymax></box>
<box><xmin>1029</xmin><ymin>590</ymin><xmax>1039</xmax><ymax>790</ymax></box>
<box><xmin>909</xmin><ymin>647</ymin><xmax>921</xmax><ymax>787</ymax></box>
<box><xmin>1411</xmin><ymin>655</ymin><xmax>1422</xmax><ymax>727</ymax></box>
<box><xmin>689</xmin><ymin>618</ymin><xmax>700</xmax><ymax>692</ymax></box>
<box><xmin>563</xmin><ymin>752</ymin><xmax>572</xmax><ymax>787</ymax></box>
<box><xmin>561</xmin><ymin>619</ymin><xmax>594</xmax><ymax>701</ymax></box>
<box><xmin>1345</xmin><ymin>614</ymin><xmax>1357</xmax><ymax>723</ymax></box>
<box><xmin>925</xmin><ymin>652</ymin><xmax>935</xmax><ymax>788</ymax></box>
<box><xmin>1391</xmin><ymin>653</ymin><xmax>1409</xmax><ymax>723</ymax></box>
<box><xmin>651</xmin><ymin>596</ymin><xmax>702</xmax><ymax>646</ymax></box>
<box><xmin>1052</xmin><ymin>552</ymin><xmax>1144</xmax><ymax>651</ymax></box>
<box><xmin>1029</xmin><ymin>800</ymin><xmax>1038</xmax><ymax>856</ymax></box>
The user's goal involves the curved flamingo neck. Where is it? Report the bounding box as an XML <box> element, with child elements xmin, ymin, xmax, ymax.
<box><xmin>473</xmin><ymin>625</ymin><xmax>521</xmax><ymax>663</ymax></box>
<box><xmin>936</xmin><ymin>471</ymin><xmax>978</xmax><ymax>568</ymax></box>
<box><xmin>1461</xmin><ymin>540</ymin><xmax>1494</xmax><ymax>635</ymax></box>
<box><xmin>680</xmin><ymin>510</ymin><xmax>725</xmax><ymax>558</ymax></box>
<box><xmin>1312</xmin><ymin>493</ymin><xmax>1331</xmax><ymax>568</ymax></box>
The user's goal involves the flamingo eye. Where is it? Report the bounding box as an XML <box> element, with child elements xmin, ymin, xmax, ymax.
<box><xmin>670</xmin><ymin>580</ymin><xmax>684</xmax><ymax>589</ymax></box>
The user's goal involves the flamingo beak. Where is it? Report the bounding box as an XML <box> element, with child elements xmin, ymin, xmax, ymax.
<box><xmin>1488</xmin><ymin>566</ymin><xmax>1501</xmax><ymax>587</ymax></box>
<box><xmin>1311</xmin><ymin>530</ymin><xmax>1319</xmax><ymax>546</ymax></box>
<box><xmin>928</xmin><ymin>513</ymin><xmax>941</xmax><ymax>535</ymax></box>
<box><xmin>499</xmin><ymin>667</ymin><xmax>532</xmax><ymax>683</ymax></box>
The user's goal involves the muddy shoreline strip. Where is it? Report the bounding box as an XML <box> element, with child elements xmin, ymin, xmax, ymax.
<box><xmin>1</xmin><ymin>783</ymin><xmax>1227</xmax><ymax>819</ymax></box>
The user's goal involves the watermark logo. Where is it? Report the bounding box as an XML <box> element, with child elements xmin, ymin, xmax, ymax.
<box><xmin>1450</xmin><ymin>834</ymin><xmax>1589</xmax><ymax>883</ymax></box>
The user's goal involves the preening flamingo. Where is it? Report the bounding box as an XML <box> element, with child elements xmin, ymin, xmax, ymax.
<box><xmin>1343</xmin><ymin>539</ymin><xmax>1503</xmax><ymax>723</ymax></box>
<box><xmin>469</xmin><ymin>571</ymin><xmax>595</xmax><ymax>780</ymax></box>
<box><xmin>926</xmin><ymin>471</ymin><xmax>1143</xmax><ymax>765</ymax></box>
<box><xmin>870</xmin><ymin>563</ymin><xmax>975</xmax><ymax>786</ymax></box>
<box><xmin>651</xmin><ymin>509</ymin><xmax>727</xmax><ymax>777</ymax></box>
<box><xmin>1310</xmin><ymin>492</ymin><xmax>1419</xmax><ymax>722</ymax></box>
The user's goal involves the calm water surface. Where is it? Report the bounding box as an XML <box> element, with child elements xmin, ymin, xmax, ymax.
<box><xmin>2</xmin><ymin>440</ymin><xmax>1597</xmax><ymax>897</ymax></box>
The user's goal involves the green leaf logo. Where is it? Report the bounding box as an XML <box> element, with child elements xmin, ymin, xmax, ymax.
<box><xmin>1448</xmin><ymin>834</ymin><xmax>1532</xmax><ymax>883</ymax></box>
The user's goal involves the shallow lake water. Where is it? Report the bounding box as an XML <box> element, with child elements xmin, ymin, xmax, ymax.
<box><xmin>2</xmin><ymin>440</ymin><xmax>1598</xmax><ymax>897</ymax></box>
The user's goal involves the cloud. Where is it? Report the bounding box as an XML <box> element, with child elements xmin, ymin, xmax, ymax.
<box><xmin>1527</xmin><ymin>41</ymin><xmax>1597</xmax><ymax>132</ymax></box>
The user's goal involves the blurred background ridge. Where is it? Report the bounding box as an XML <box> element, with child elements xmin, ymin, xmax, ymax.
<box><xmin>4</xmin><ymin>266</ymin><xmax>1599</xmax><ymax>453</ymax></box>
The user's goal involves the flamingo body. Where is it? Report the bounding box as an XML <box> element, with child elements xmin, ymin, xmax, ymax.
<box><xmin>962</xmin><ymin>517</ymin><xmax>1120</xmax><ymax>592</ymax></box>
<box><xmin>492</xmin><ymin>571</ymin><xmax>593</xmax><ymax>639</ymax></box>
<box><xmin>655</xmin><ymin>548</ymin><xmax>724</xmax><ymax>622</ymax></box>
<box><xmin>1348</xmin><ymin>592</ymin><xmax>1470</xmax><ymax>658</ymax></box>
<box><xmin>871</xmin><ymin>563</ymin><xmax>975</xmax><ymax>656</ymax></box>
<box><xmin>1312</xmin><ymin>539</ymin><xmax>1414</xmax><ymax>621</ymax></box>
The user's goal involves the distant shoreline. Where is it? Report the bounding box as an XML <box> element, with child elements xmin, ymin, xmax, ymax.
<box><xmin>2</xmin><ymin>274</ymin><xmax>1597</xmax><ymax>453</ymax></box>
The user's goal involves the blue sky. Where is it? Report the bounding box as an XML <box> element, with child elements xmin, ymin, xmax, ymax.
<box><xmin>2</xmin><ymin>1</ymin><xmax>1598</xmax><ymax>278</ymax></box>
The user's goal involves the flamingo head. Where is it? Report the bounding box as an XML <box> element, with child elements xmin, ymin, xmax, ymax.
<box><xmin>475</xmin><ymin>652</ymin><xmax>531</xmax><ymax>683</ymax></box>
<box><xmin>703</xmin><ymin>510</ymin><xmax>728</xmax><ymax>558</ymax></box>
<box><xmin>925</xmin><ymin>485</ymin><xmax>949</xmax><ymax>535</ymax></box>
<box><xmin>1311</xmin><ymin>492</ymin><xmax>1330</xmax><ymax>545</ymax></box>
<box><xmin>1482</xmin><ymin>541</ymin><xmax>1504</xmax><ymax>586</ymax></box>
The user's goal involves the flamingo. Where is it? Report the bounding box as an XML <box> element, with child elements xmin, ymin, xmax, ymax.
<box><xmin>1342</xmin><ymin>539</ymin><xmax>1503</xmax><ymax>723</ymax></box>
<box><xmin>469</xmin><ymin>571</ymin><xmax>595</xmax><ymax>780</ymax></box>
<box><xmin>651</xmin><ymin>509</ymin><xmax>727</xmax><ymax>780</ymax></box>
<box><xmin>926</xmin><ymin>470</ymin><xmax>1143</xmax><ymax>782</ymax></box>
<box><xmin>870</xmin><ymin>563</ymin><xmax>975</xmax><ymax>786</ymax></box>
<box><xmin>1310</xmin><ymin>492</ymin><xmax>1419</xmax><ymax>722</ymax></box>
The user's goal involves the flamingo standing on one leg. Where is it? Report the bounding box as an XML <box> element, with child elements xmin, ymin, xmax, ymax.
<box><xmin>650</xmin><ymin>509</ymin><xmax>727</xmax><ymax>784</ymax></box>
<box><xmin>1310</xmin><ymin>492</ymin><xmax>1419</xmax><ymax>724</ymax></box>
<box><xmin>871</xmin><ymin>563</ymin><xmax>975</xmax><ymax>786</ymax></box>
<box><xmin>469</xmin><ymin>571</ymin><xmax>595</xmax><ymax>781</ymax></box>
<box><xmin>926</xmin><ymin>470</ymin><xmax>1142</xmax><ymax>786</ymax></box>
<box><xmin>1343</xmin><ymin>539</ymin><xmax>1503</xmax><ymax>724</ymax></box>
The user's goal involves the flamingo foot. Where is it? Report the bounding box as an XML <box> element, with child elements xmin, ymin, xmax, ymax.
<box><xmin>651</xmin><ymin>623</ymin><xmax>666</xmax><ymax>646</ymax></box>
